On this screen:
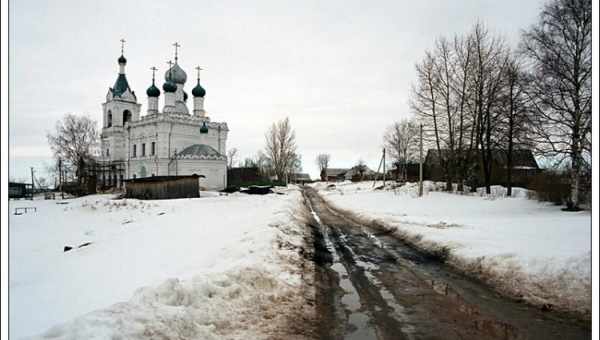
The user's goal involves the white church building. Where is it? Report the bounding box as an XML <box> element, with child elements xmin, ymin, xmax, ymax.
<box><xmin>98</xmin><ymin>43</ymin><xmax>228</xmax><ymax>190</ymax></box>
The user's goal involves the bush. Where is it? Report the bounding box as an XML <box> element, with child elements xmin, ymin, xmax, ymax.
<box><xmin>527</xmin><ymin>171</ymin><xmax>570</xmax><ymax>205</ymax></box>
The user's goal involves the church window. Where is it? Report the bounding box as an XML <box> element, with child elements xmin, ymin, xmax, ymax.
<box><xmin>123</xmin><ymin>110</ymin><xmax>132</xmax><ymax>124</ymax></box>
<box><xmin>142</xmin><ymin>143</ymin><xmax>146</xmax><ymax>156</ymax></box>
<box><xmin>106</xmin><ymin>148</ymin><xmax>110</xmax><ymax>157</ymax></box>
<box><xmin>107</xmin><ymin>111</ymin><xmax>112</xmax><ymax>127</ymax></box>
<box><xmin>151</xmin><ymin>142</ymin><xmax>156</xmax><ymax>156</ymax></box>
<box><xmin>133</xmin><ymin>144</ymin><xmax>137</xmax><ymax>157</ymax></box>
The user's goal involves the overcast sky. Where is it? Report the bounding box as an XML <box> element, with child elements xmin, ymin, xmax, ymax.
<box><xmin>9</xmin><ymin>0</ymin><xmax>545</xmax><ymax>180</ymax></box>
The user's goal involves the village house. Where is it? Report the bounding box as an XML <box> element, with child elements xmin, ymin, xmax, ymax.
<box><xmin>424</xmin><ymin>149</ymin><xmax>540</xmax><ymax>188</ymax></box>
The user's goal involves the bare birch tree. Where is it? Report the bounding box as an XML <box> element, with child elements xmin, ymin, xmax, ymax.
<box><xmin>384</xmin><ymin>119</ymin><xmax>419</xmax><ymax>181</ymax></box>
<box><xmin>227</xmin><ymin>148</ymin><xmax>238</xmax><ymax>169</ymax></box>
<box><xmin>521</xmin><ymin>0</ymin><xmax>592</xmax><ymax>209</ymax></box>
<box><xmin>316</xmin><ymin>154</ymin><xmax>331</xmax><ymax>181</ymax></box>
<box><xmin>264</xmin><ymin>117</ymin><xmax>298</xmax><ymax>182</ymax></box>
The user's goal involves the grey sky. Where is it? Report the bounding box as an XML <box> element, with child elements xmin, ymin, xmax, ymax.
<box><xmin>9</xmin><ymin>0</ymin><xmax>544</xmax><ymax>180</ymax></box>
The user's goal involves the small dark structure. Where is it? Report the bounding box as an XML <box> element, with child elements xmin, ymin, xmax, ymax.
<box><xmin>240</xmin><ymin>185</ymin><xmax>274</xmax><ymax>195</ymax></box>
<box><xmin>123</xmin><ymin>175</ymin><xmax>204</xmax><ymax>199</ymax></box>
<box><xmin>9</xmin><ymin>182</ymin><xmax>32</xmax><ymax>199</ymax></box>
<box><xmin>290</xmin><ymin>173</ymin><xmax>312</xmax><ymax>184</ymax></box>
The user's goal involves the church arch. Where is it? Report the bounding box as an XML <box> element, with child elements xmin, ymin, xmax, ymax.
<box><xmin>107</xmin><ymin>111</ymin><xmax>113</xmax><ymax>127</ymax></box>
<box><xmin>123</xmin><ymin>110</ymin><xmax>132</xmax><ymax>124</ymax></box>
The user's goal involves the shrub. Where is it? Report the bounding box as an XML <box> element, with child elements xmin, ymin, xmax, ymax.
<box><xmin>528</xmin><ymin>171</ymin><xmax>570</xmax><ymax>205</ymax></box>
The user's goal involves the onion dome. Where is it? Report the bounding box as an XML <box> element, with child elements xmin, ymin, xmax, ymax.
<box><xmin>146</xmin><ymin>83</ymin><xmax>160</xmax><ymax>97</ymax></box>
<box><xmin>118</xmin><ymin>54</ymin><xmax>127</xmax><ymax>64</ymax></box>
<box><xmin>200</xmin><ymin>121</ymin><xmax>209</xmax><ymax>134</ymax></box>
<box><xmin>164</xmin><ymin>63</ymin><xmax>187</xmax><ymax>84</ymax></box>
<box><xmin>192</xmin><ymin>81</ymin><xmax>206</xmax><ymax>98</ymax></box>
<box><xmin>162</xmin><ymin>80</ymin><xmax>177</xmax><ymax>93</ymax></box>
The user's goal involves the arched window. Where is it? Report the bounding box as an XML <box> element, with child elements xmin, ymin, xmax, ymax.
<box><xmin>107</xmin><ymin>111</ymin><xmax>113</xmax><ymax>127</ymax></box>
<box><xmin>123</xmin><ymin>110</ymin><xmax>132</xmax><ymax>124</ymax></box>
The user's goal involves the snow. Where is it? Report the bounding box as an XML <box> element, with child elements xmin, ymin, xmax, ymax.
<box><xmin>9</xmin><ymin>188</ymin><xmax>308</xmax><ymax>339</ymax></box>
<box><xmin>313</xmin><ymin>181</ymin><xmax>591</xmax><ymax>313</ymax></box>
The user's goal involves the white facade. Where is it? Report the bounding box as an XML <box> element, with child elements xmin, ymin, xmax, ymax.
<box><xmin>98</xmin><ymin>51</ymin><xmax>228</xmax><ymax>190</ymax></box>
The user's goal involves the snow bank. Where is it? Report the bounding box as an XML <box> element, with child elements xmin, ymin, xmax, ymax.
<box><xmin>317</xmin><ymin>182</ymin><xmax>591</xmax><ymax>315</ymax></box>
<box><xmin>10</xmin><ymin>189</ymin><xmax>311</xmax><ymax>339</ymax></box>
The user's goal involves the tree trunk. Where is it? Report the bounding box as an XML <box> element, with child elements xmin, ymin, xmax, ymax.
<box><xmin>569</xmin><ymin>131</ymin><xmax>581</xmax><ymax>209</ymax></box>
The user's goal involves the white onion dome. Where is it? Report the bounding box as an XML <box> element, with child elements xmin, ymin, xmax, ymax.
<box><xmin>164</xmin><ymin>63</ymin><xmax>187</xmax><ymax>84</ymax></box>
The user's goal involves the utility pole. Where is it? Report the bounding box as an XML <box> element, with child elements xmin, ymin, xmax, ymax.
<box><xmin>419</xmin><ymin>124</ymin><xmax>423</xmax><ymax>197</ymax></box>
<box><xmin>382</xmin><ymin>148</ymin><xmax>386</xmax><ymax>187</ymax></box>
<box><xmin>59</xmin><ymin>158</ymin><xmax>64</xmax><ymax>199</ymax></box>
<box><xmin>30</xmin><ymin>167</ymin><xmax>35</xmax><ymax>200</ymax></box>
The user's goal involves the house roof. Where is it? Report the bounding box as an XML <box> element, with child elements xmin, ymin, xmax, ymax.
<box><xmin>124</xmin><ymin>174</ymin><xmax>204</xmax><ymax>183</ymax></box>
<box><xmin>325</xmin><ymin>168</ymin><xmax>348</xmax><ymax>176</ymax></box>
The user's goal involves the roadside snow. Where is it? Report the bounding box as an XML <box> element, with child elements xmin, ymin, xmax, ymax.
<box><xmin>314</xmin><ymin>181</ymin><xmax>591</xmax><ymax>314</ymax></box>
<box><xmin>10</xmin><ymin>188</ymin><xmax>311</xmax><ymax>339</ymax></box>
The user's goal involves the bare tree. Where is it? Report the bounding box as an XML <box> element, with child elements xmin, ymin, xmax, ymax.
<box><xmin>316</xmin><ymin>154</ymin><xmax>330</xmax><ymax>181</ymax></box>
<box><xmin>521</xmin><ymin>0</ymin><xmax>592</xmax><ymax>209</ymax></box>
<box><xmin>384</xmin><ymin>119</ymin><xmax>419</xmax><ymax>181</ymax></box>
<box><xmin>469</xmin><ymin>22</ymin><xmax>510</xmax><ymax>194</ymax></box>
<box><xmin>227</xmin><ymin>148</ymin><xmax>238</xmax><ymax>169</ymax></box>
<box><xmin>498</xmin><ymin>56</ymin><xmax>532</xmax><ymax>196</ymax></box>
<box><xmin>264</xmin><ymin>117</ymin><xmax>298</xmax><ymax>182</ymax></box>
<box><xmin>47</xmin><ymin>114</ymin><xmax>98</xmax><ymax>184</ymax></box>
<box><xmin>355</xmin><ymin>159</ymin><xmax>368</xmax><ymax>180</ymax></box>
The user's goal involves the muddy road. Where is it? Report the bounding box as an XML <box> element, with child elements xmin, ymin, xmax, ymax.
<box><xmin>302</xmin><ymin>187</ymin><xmax>589</xmax><ymax>340</ymax></box>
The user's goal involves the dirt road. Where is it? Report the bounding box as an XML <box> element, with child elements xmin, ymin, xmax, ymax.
<box><xmin>302</xmin><ymin>187</ymin><xmax>589</xmax><ymax>340</ymax></box>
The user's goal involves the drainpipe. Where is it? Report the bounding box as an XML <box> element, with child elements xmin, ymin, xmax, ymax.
<box><xmin>127</xmin><ymin>126</ymin><xmax>131</xmax><ymax>178</ymax></box>
<box><xmin>167</xmin><ymin>122</ymin><xmax>173</xmax><ymax>175</ymax></box>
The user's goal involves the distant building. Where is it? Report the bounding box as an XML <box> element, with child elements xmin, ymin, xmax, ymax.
<box><xmin>324</xmin><ymin>168</ymin><xmax>349</xmax><ymax>182</ymax></box>
<box><xmin>425</xmin><ymin>149</ymin><xmax>540</xmax><ymax>187</ymax></box>
<box><xmin>97</xmin><ymin>41</ymin><xmax>228</xmax><ymax>191</ymax></box>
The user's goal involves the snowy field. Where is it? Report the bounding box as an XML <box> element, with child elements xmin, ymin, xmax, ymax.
<box><xmin>314</xmin><ymin>181</ymin><xmax>591</xmax><ymax>315</ymax></box>
<box><xmin>9</xmin><ymin>188</ymin><xmax>310</xmax><ymax>339</ymax></box>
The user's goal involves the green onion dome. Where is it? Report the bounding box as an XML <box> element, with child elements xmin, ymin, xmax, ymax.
<box><xmin>162</xmin><ymin>80</ymin><xmax>177</xmax><ymax>93</ymax></box>
<box><xmin>146</xmin><ymin>83</ymin><xmax>160</xmax><ymax>97</ymax></box>
<box><xmin>118</xmin><ymin>55</ymin><xmax>127</xmax><ymax>64</ymax></box>
<box><xmin>192</xmin><ymin>82</ymin><xmax>206</xmax><ymax>97</ymax></box>
<box><xmin>200</xmin><ymin>121</ymin><xmax>209</xmax><ymax>134</ymax></box>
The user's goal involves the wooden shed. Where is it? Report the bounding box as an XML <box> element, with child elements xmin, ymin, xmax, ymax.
<box><xmin>123</xmin><ymin>175</ymin><xmax>204</xmax><ymax>200</ymax></box>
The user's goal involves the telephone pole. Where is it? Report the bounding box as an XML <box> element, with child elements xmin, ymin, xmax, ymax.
<box><xmin>30</xmin><ymin>167</ymin><xmax>35</xmax><ymax>200</ymax></box>
<box><xmin>419</xmin><ymin>124</ymin><xmax>423</xmax><ymax>197</ymax></box>
<box><xmin>382</xmin><ymin>148</ymin><xmax>386</xmax><ymax>187</ymax></box>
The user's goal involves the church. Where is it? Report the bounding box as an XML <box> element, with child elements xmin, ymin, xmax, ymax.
<box><xmin>97</xmin><ymin>42</ymin><xmax>229</xmax><ymax>190</ymax></box>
